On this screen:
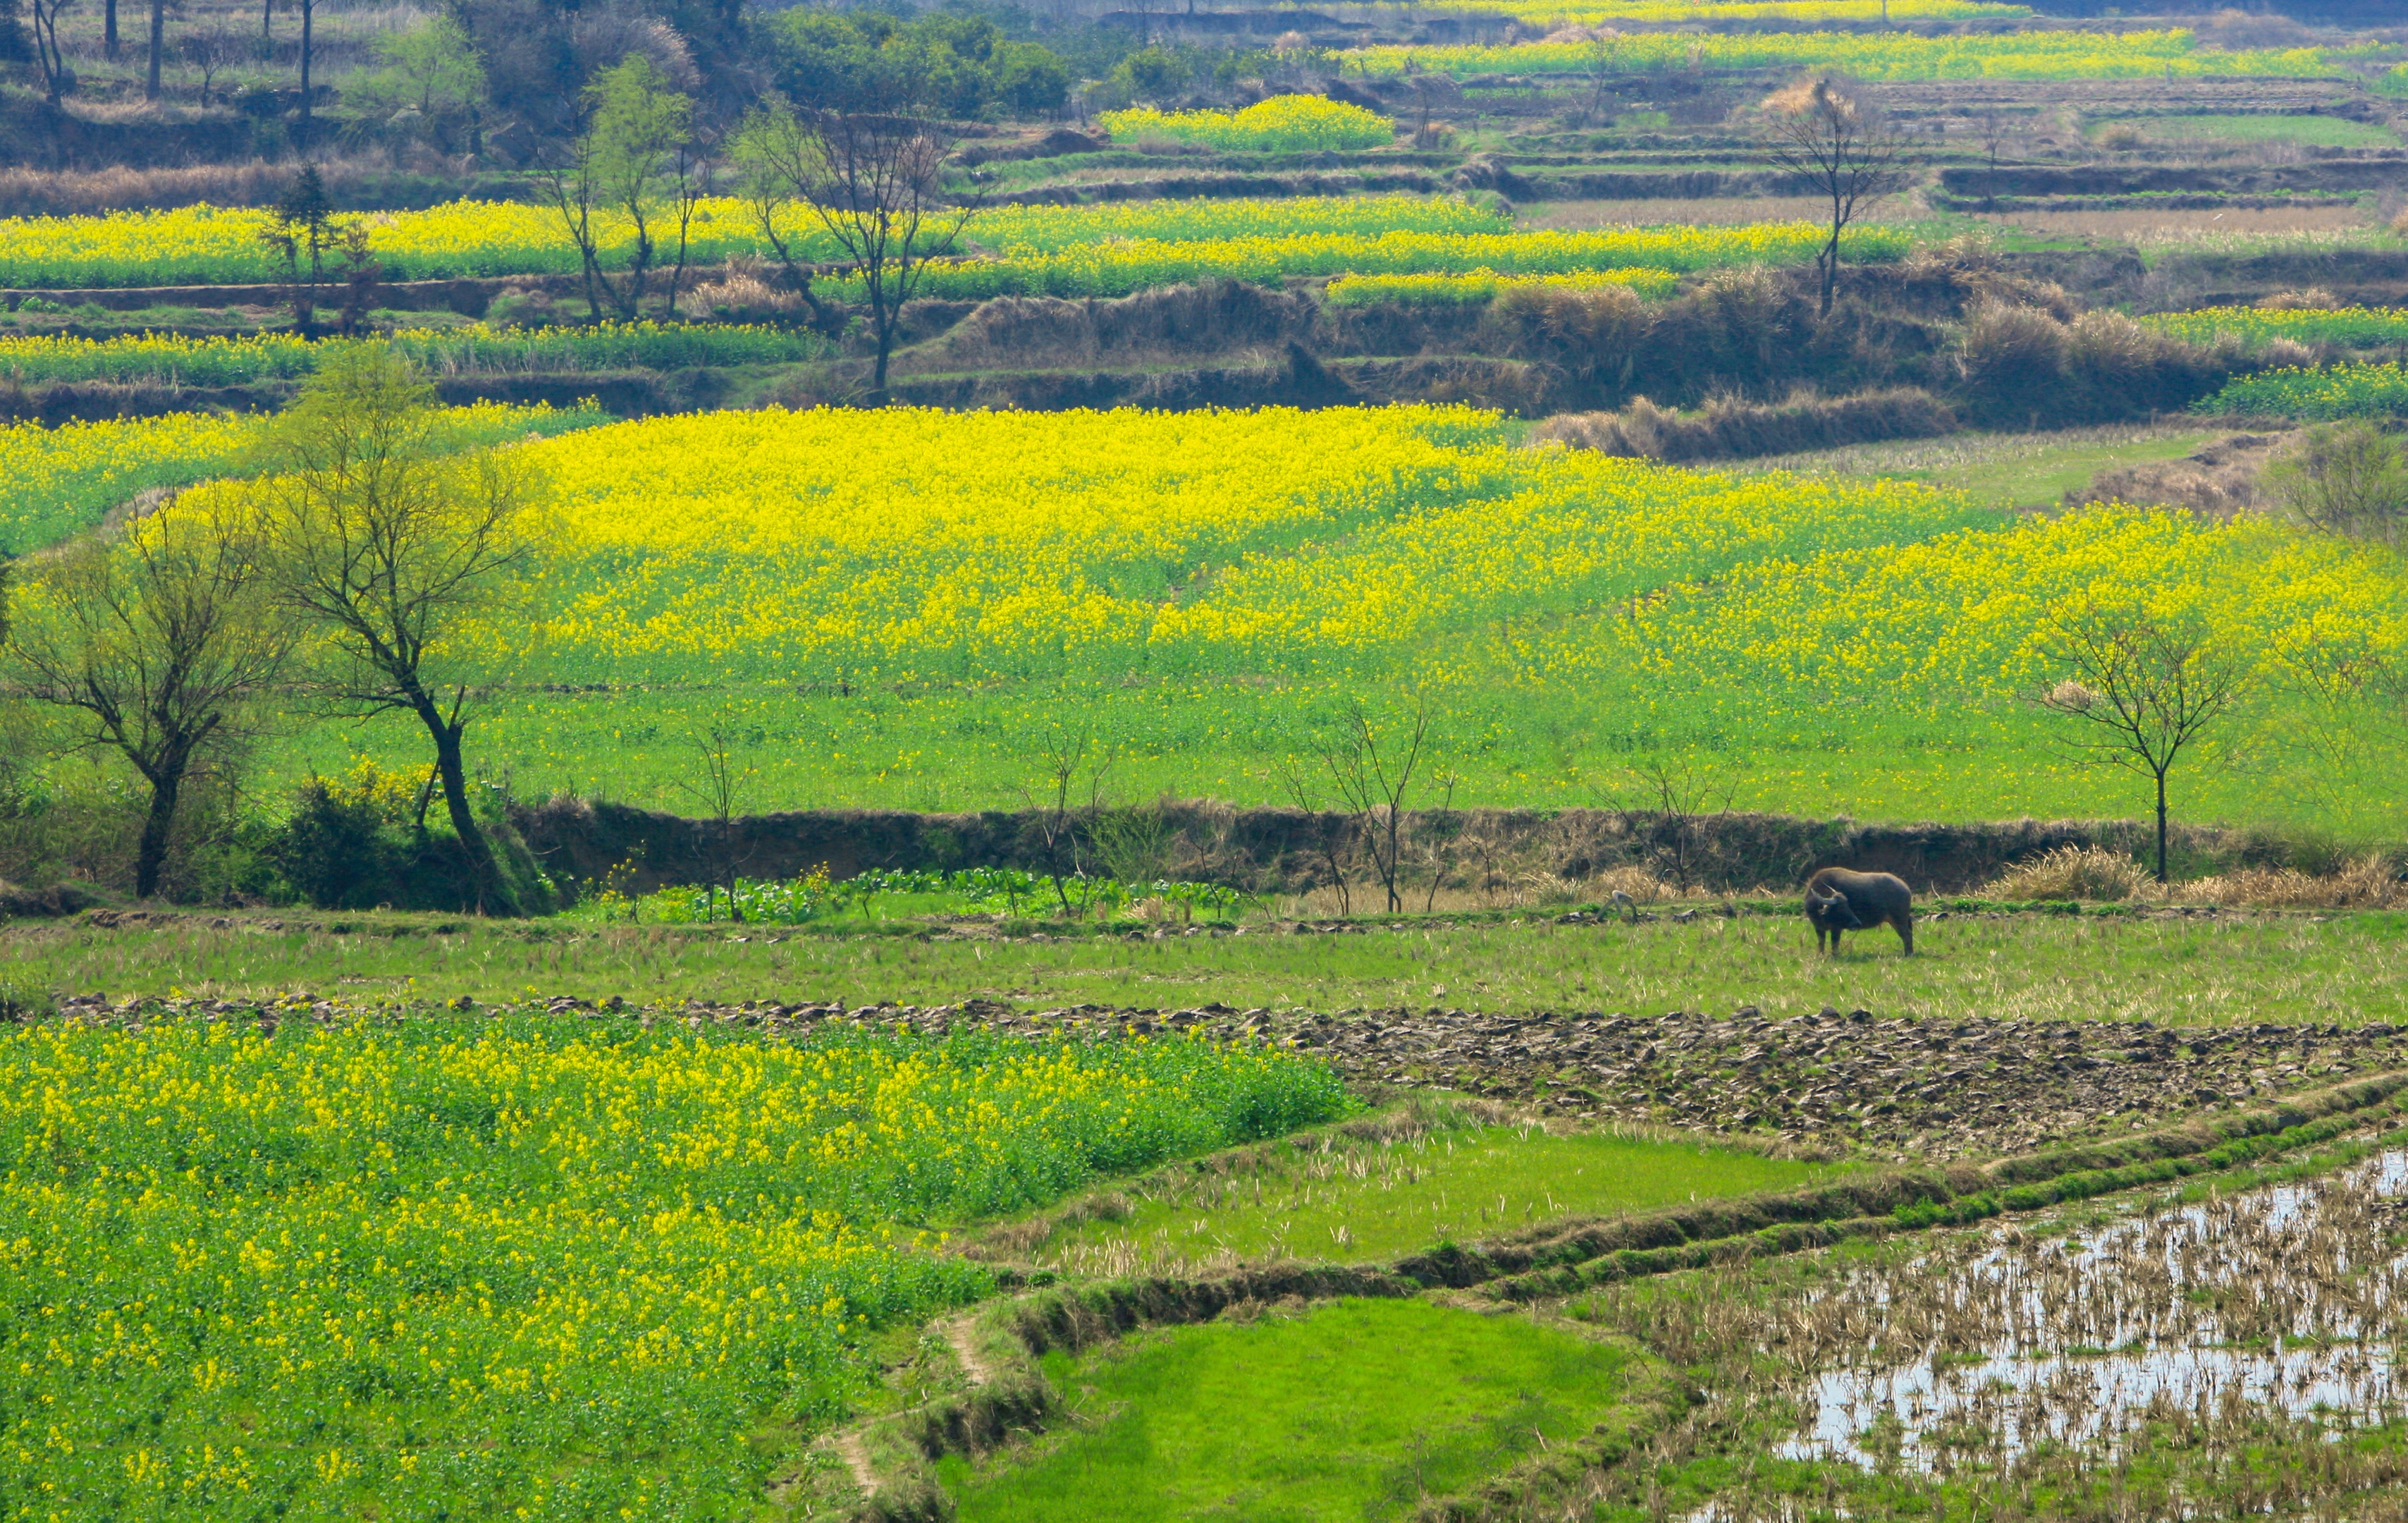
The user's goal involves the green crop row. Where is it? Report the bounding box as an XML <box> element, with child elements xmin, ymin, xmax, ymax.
<box><xmin>2144</xmin><ymin>306</ymin><xmax>2408</xmax><ymax>351</ymax></box>
<box><xmin>2197</xmin><ymin>360</ymin><xmax>2408</xmax><ymax>419</ymax></box>
<box><xmin>0</xmin><ymin>322</ymin><xmax>824</xmax><ymax>389</ymax></box>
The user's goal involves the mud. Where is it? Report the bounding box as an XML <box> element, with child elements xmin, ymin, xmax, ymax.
<box><xmin>1783</xmin><ymin>1151</ymin><xmax>2408</xmax><ymax>1470</ymax></box>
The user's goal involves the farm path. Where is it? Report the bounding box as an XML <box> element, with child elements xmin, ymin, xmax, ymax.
<box><xmin>942</xmin><ymin>1312</ymin><xmax>996</xmax><ymax>1386</ymax></box>
<box><xmin>831</xmin><ymin>1431</ymin><xmax>878</xmax><ymax>1499</ymax></box>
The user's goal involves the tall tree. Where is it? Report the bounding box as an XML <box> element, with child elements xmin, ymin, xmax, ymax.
<box><xmin>1759</xmin><ymin>75</ymin><xmax>1910</xmax><ymax>318</ymax></box>
<box><xmin>244</xmin><ymin>344</ymin><xmax>548</xmax><ymax>915</ymax></box>
<box><xmin>539</xmin><ymin>55</ymin><xmax>695</xmax><ymax>322</ymax></box>
<box><xmin>2041</xmin><ymin>602</ymin><xmax>2244</xmax><ymax>883</ymax></box>
<box><xmin>733</xmin><ymin>98</ymin><xmax>970</xmax><ymax>396</ymax></box>
<box><xmin>1</xmin><ymin>499</ymin><xmax>293</xmax><ymax>899</ymax></box>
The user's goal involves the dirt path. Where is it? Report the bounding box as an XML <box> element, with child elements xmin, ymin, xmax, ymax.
<box><xmin>942</xmin><ymin>1314</ymin><xmax>995</xmax><ymax>1386</ymax></box>
<box><xmin>831</xmin><ymin>1431</ymin><xmax>878</xmax><ymax>1498</ymax></box>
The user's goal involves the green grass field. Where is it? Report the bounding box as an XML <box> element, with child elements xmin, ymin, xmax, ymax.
<box><xmin>11</xmin><ymin>907</ymin><xmax>2407</xmax><ymax>1027</ymax></box>
<box><xmin>1029</xmin><ymin>1120</ymin><xmax>1844</xmax><ymax>1272</ymax></box>
<box><xmin>1747</xmin><ymin>424</ymin><xmax>2217</xmax><ymax>510</ymax></box>
<box><xmin>942</xmin><ymin>1298</ymin><xmax>1665</xmax><ymax>1522</ymax></box>
<box><xmin>2093</xmin><ymin>113</ymin><xmax>2402</xmax><ymax>149</ymax></box>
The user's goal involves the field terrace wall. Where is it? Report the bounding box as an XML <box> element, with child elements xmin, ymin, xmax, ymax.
<box><xmin>512</xmin><ymin>798</ymin><xmax>2297</xmax><ymax>900</ymax></box>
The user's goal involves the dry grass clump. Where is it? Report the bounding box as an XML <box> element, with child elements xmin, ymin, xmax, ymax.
<box><xmin>0</xmin><ymin>157</ymin><xmax>399</xmax><ymax>219</ymax></box>
<box><xmin>1986</xmin><ymin>845</ymin><xmax>2149</xmax><ymax>902</ymax></box>
<box><xmin>2256</xmin><ymin>287</ymin><xmax>2342</xmax><ymax>311</ymax></box>
<box><xmin>1537</xmin><ymin>386</ymin><xmax>1954</xmax><ymax>464</ymax></box>
<box><xmin>2062</xmin><ymin>428</ymin><xmax>2288</xmax><ymax>520</ymax></box>
<box><xmin>1583</xmin><ymin>864</ymin><xmax>1683</xmax><ymax>903</ymax></box>
<box><xmin>684</xmin><ymin>255</ymin><xmax>806</xmax><ymax>322</ymax></box>
<box><xmin>1488</xmin><ymin>281</ymin><xmax>1648</xmax><ymax>378</ymax></box>
<box><xmin>1958</xmin><ymin>300</ymin><xmax>2235</xmax><ymax>427</ymax></box>
<box><xmin>2182</xmin><ymin>856</ymin><xmax>2407</xmax><ymax>910</ymax></box>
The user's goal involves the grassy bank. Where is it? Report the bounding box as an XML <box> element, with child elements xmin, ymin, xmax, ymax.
<box><xmin>7</xmin><ymin>905</ymin><xmax>2405</xmax><ymax>1027</ymax></box>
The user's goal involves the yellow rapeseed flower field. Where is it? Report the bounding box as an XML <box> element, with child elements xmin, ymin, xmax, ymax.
<box><xmin>0</xmin><ymin>191</ymin><xmax>1894</xmax><ymax>296</ymax></box>
<box><xmin>76</xmin><ymin>400</ymin><xmax>2408</xmax><ymax>824</ymax></box>
<box><xmin>0</xmin><ymin>1013</ymin><xmax>1349</xmax><ymax>1518</ymax></box>
<box><xmin>443</xmin><ymin>405</ymin><xmax>1990</xmax><ymax>687</ymax></box>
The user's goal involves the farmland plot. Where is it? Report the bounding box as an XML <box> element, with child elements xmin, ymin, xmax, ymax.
<box><xmin>0</xmin><ymin>1013</ymin><xmax>1347</xmax><ymax>1519</ymax></box>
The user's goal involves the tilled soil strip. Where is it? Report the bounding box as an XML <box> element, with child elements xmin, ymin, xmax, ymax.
<box><xmin>55</xmin><ymin>991</ymin><xmax>2408</xmax><ymax>1162</ymax></box>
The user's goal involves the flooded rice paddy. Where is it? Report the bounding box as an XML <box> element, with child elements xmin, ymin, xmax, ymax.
<box><xmin>1782</xmin><ymin>1152</ymin><xmax>2408</xmax><ymax>1470</ymax></box>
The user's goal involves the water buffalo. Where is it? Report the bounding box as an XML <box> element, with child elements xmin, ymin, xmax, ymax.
<box><xmin>1804</xmin><ymin>867</ymin><xmax>1914</xmax><ymax>955</ymax></box>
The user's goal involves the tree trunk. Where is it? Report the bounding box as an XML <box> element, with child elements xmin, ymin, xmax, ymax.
<box><xmin>105</xmin><ymin>0</ymin><xmax>118</xmax><ymax>58</ymax></box>
<box><xmin>1820</xmin><ymin>214</ymin><xmax>1841</xmax><ymax>318</ymax></box>
<box><xmin>297</xmin><ymin>0</ymin><xmax>313</xmax><ymax>145</ymax></box>
<box><xmin>145</xmin><ymin>0</ymin><xmax>164</xmax><ymax>100</ymax></box>
<box><xmin>135</xmin><ymin>764</ymin><xmax>183</xmax><ymax>900</ymax></box>
<box><xmin>262</xmin><ymin>0</ymin><xmax>271</xmax><ymax>38</ymax></box>
<box><xmin>2167</xmin><ymin>766</ymin><xmax>2186</xmax><ymax>886</ymax></box>
<box><xmin>868</xmin><ymin>269</ymin><xmax>893</xmax><ymax>395</ymax></box>
<box><xmin>416</xmin><ymin>698</ymin><xmax>514</xmax><ymax>914</ymax></box>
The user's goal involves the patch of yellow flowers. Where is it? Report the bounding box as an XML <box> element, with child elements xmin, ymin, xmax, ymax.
<box><xmin>1100</xmin><ymin>94</ymin><xmax>1394</xmax><ymax>152</ymax></box>
<box><xmin>477</xmin><ymin>405</ymin><xmax>1990</xmax><ymax>687</ymax></box>
<box><xmin>1</xmin><ymin>1013</ymin><xmax>1346</xmax><ymax>1517</ymax></box>
<box><xmin>1344</xmin><ymin>27</ymin><xmax>2352</xmax><ymax>80</ymax></box>
<box><xmin>1618</xmin><ymin>501</ymin><xmax>2408</xmax><ymax>697</ymax></box>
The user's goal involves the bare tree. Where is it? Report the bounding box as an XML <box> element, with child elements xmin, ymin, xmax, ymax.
<box><xmin>243</xmin><ymin>343</ymin><xmax>547</xmax><ymax>915</ymax></box>
<box><xmin>295</xmin><ymin>0</ymin><xmax>314</xmax><ymax>145</ymax></box>
<box><xmin>2</xmin><ymin>499</ymin><xmax>294</xmax><ymax>898</ymax></box>
<box><xmin>1026</xmin><ymin>721</ymin><xmax>1113</xmax><ymax>916</ymax></box>
<box><xmin>1975</xmin><ymin>108</ymin><xmax>2010</xmax><ymax>212</ymax></box>
<box><xmin>1315</xmin><ymin>699</ymin><xmax>1431</xmax><ymax>915</ymax></box>
<box><xmin>2262</xmin><ymin>422</ymin><xmax>2408</xmax><ymax>549</ymax></box>
<box><xmin>734</xmin><ymin>99</ymin><xmax>972</xmax><ymax>396</ymax></box>
<box><xmin>1272</xmin><ymin>753</ymin><xmax>1353</xmax><ymax>916</ymax></box>
<box><xmin>678</xmin><ymin>717</ymin><xmax>756</xmax><ymax>921</ymax></box>
<box><xmin>1759</xmin><ymin>75</ymin><xmax>1912</xmax><ymax>318</ymax></box>
<box><xmin>1617</xmin><ymin>752</ymin><xmax>1732</xmax><ymax>892</ymax></box>
<box><xmin>1573</xmin><ymin>29</ymin><xmax>1621</xmax><ymax>131</ymax></box>
<box><xmin>663</xmin><ymin>139</ymin><xmax>713</xmax><ymax>321</ymax></box>
<box><xmin>143</xmin><ymin>0</ymin><xmax>168</xmax><ymax>99</ymax></box>
<box><xmin>30</xmin><ymin>0</ymin><xmax>75</xmax><ymax>106</ymax></box>
<box><xmin>729</xmin><ymin>103</ymin><xmax>837</xmax><ymax>330</ymax></box>
<box><xmin>2041</xmin><ymin>604</ymin><xmax>2245</xmax><ymax>883</ymax></box>
<box><xmin>181</xmin><ymin>26</ymin><xmax>245</xmax><ymax>106</ymax></box>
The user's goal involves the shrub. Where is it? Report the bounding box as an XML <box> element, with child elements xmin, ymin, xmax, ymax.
<box><xmin>1986</xmin><ymin>845</ymin><xmax>2148</xmax><ymax>903</ymax></box>
<box><xmin>268</xmin><ymin>767</ymin><xmax>425</xmax><ymax>910</ymax></box>
<box><xmin>0</xmin><ymin>972</ymin><xmax>53</xmax><ymax>1020</ymax></box>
